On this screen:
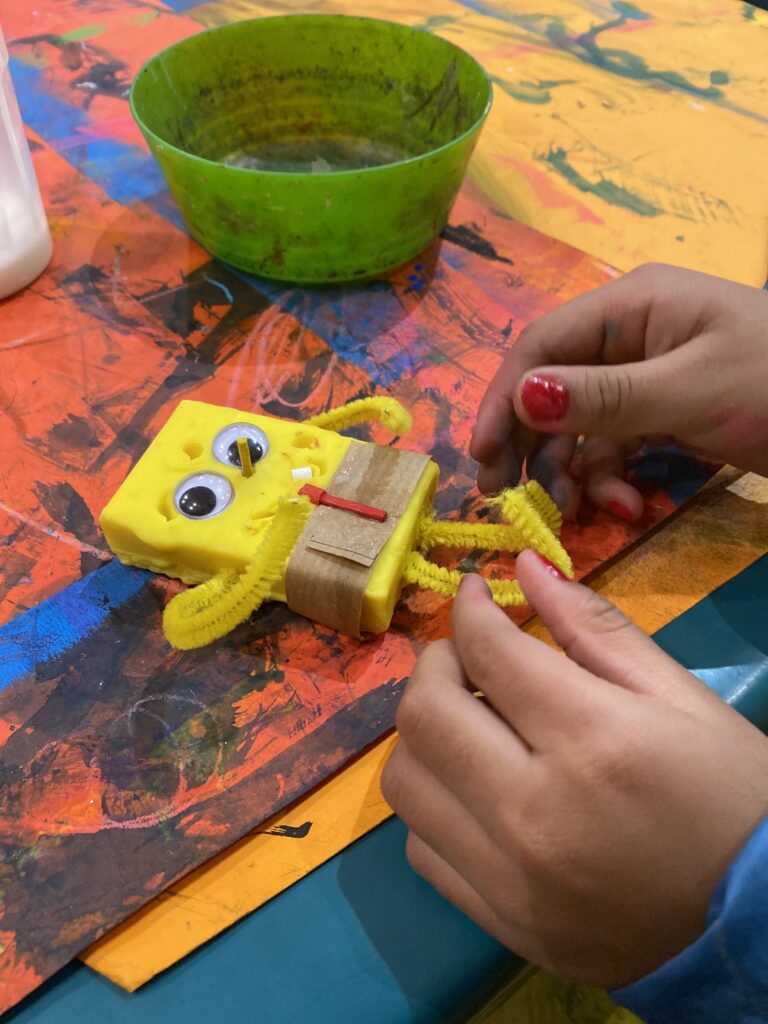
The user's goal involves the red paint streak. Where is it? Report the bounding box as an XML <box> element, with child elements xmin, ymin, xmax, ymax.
<box><xmin>498</xmin><ymin>155</ymin><xmax>605</xmax><ymax>225</ymax></box>
<box><xmin>0</xmin><ymin>719</ymin><xmax>19</xmax><ymax>748</ymax></box>
<box><xmin>0</xmin><ymin>931</ymin><xmax>42</xmax><ymax>995</ymax></box>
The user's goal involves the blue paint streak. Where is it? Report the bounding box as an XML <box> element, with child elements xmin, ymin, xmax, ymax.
<box><xmin>0</xmin><ymin>561</ymin><xmax>149</xmax><ymax>691</ymax></box>
<box><xmin>204</xmin><ymin>275</ymin><xmax>235</xmax><ymax>305</ymax></box>
<box><xmin>627</xmin><ymin>444</ymin><xmax>716</xmax><ymax>506</ymax></box>
<box><xmin>155</xmin><ymin>0</ymin><xmax>205</xmax><ymax>9</ymax></box>
<box><xmin>612</xmin><ymin>1</ymin><xmax>651</xmax><ymax>19</ymax></box>
<box><xmin>10</xmin><ymin>59</ymin><xmax>165</xmax><ymax>207</ymax></box>
<box><xmin>226</xmin><ymin>267</ymin><xmax>421</xmax><ymax>388</ymax></box>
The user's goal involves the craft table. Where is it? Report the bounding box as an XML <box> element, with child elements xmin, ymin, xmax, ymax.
<box><xmin>3</xmin><ymin>1</ymin><xmax>768</xmax><ymax>1021</ymax></box>
<box><xmin>9</xmin><ymin>553</ymin><xmax>768</xmax><ymax>1024</ymax></box>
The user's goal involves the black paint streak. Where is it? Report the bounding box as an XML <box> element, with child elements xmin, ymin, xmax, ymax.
<box><xmin>34</xmin><ymin>480</ymin><xmax>104</xmax><ymax>576</ymax></box>
<box><xmin>48</xmin><ymin>413</ymin><xmax>101</xmax><ymax>452</ymax></box>
<box><xmin>71</xmin><ymin>60</ymin><xmax>130</xmax><ymax>105</ymax></box>
<box><xmin>91</xmin><ymin>262</ymin><xmax>273</xmax><ymax>470</ymax></box>
<box><xmin>255</xmin><ymin>821</ymin><xmax>313</xmax><ymax>839</ymax></box>
<box><xmin>441</xmin><ymin>223</ymin><xmax>514</xmax><ymax>265</ymax></box>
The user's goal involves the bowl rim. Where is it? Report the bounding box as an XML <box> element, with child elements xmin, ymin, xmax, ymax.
<box><xmin>129</xmin><ymin>13</ymin><xmax>493</xmax><ymax>180</ymax></box>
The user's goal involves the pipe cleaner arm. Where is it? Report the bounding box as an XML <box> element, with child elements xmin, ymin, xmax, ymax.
<box><xmin>163</xmin><ymin>496</ymin><xmax>312</xmax><ymax>650</ymax></box>
<box><xmin>304</xmin><ymin>397</ymin><xmax>411</xmax><ymax>437</ymax></box>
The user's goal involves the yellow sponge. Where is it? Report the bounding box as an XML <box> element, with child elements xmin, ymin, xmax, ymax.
<box><xmin>100</xmin><ymin>399</ymin><xmax>438</xmax><ymax>637</ymax></box>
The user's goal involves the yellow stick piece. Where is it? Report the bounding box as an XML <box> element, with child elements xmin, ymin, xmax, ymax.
<box><xmin>236</xmin><ymin>436</ymin><xmax>253</xmax><ymax>478</ymax></box>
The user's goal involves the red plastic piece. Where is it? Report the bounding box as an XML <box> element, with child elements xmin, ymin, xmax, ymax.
<box><xmin>299</xmin><ymin>484</ymin><xmax>388</xmax><ymax>522</ymax></box>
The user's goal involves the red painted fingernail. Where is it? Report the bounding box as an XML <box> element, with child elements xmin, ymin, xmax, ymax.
<box><xmin>520</xmin><ymin>374</ymin><xmax>570</xmax><ymax>421</ymax></box>
<box><xmin>605</xmin><ymin>500</ymin><xmax>637</xmax><ymax>523</ymax></box>
<box><xmin>534</xmin><ymin>553</ymin><xmax>567</xmax><ymax>580</ymax></box>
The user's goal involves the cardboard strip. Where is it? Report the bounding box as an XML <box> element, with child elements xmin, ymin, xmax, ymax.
<box><xmin>285</xmin><ymin>444</ymin><xmax>431</xmax><ymax>635</ymax></box>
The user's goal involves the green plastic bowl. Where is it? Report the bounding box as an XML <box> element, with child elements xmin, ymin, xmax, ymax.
<box><xmin>130</xmin><ymin>15</ymin><xmax>492</xmax><ymax>283</ymax></box>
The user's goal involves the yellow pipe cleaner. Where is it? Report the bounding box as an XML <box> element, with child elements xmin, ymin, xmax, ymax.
<box><xmin>403</xmin><ymin>552</ymin><xmax>528</xmax><ymax>607</ymax></box>
<box><xmin>163</xmin><ymin>496</ymin><xmax>312</xmax><ymax>650</ymax></box>
<box><xmin>409</xmin><ymin>479</ymin><xmax>572</xmax><ymax>605</ymax></box>
<box><xmin>305</xmin><ymin>396</ymin><xmax>412</xmax><ymax>436</ymax></box>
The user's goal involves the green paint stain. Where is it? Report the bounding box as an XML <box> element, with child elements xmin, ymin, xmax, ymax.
<box><xmin>743</xmin><ymin>3</ymin><xmax>755</xmax><ymax>19</ymax></box>
<box><xmin>611</xmin><ymin>1</ymin><xmax>649</xmax><ymax>19</ymax></box>
<box><xmin>492</xmin><ymin>75</ymin><xmax>575</xmax><ymax>105</ymax></box>
<box><xmin>710</xmin><ymin>69</ymin><xmax>730</xmax><ymax>85</ymax></box>
<box><xmin>421</xmin><ymin>15</ymin><xmax>456</xmax><ymax>30</ymax></box>
<box><xmin>542</xmin><ymin>147</ymin><xmax>660</xmax><ymax>217</ymax></box>
<box><xmin>134</xmin><ymin>10</ymin><xmax>159</xmax><ymax>25</ymax></box>
<box><xmin>545</xmin><ymin>13</ymin><xmax>725</xmax><ymax>101</ymax></box>
<box><xmin>59</xmin><ymin>24</ymin><xmax>107</xmax><ymax>41</ymax></box>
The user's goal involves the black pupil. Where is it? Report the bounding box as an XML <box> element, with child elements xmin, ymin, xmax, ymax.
<box><xmin>179</xmin><ymin>485</ymin><xmax>217</xmax><ymax>518</ymax></box>
<box><xmin>227</xmin><ymin>438</ymin><xmax>263</xmax><ymax>467</ymax></box>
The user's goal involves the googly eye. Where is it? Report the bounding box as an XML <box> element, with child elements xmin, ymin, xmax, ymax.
<box><xmin>212</xmin><ymin>423</ymin><xmax>269</xmax><ymax>469</ymax></box>
<box><xmin>174</xmin><ymin>473</ymin><xmax>233</xmax><ymax>519</ymax></box>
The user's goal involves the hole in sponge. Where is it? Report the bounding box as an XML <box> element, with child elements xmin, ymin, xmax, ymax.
<box><xmin>183</xmin><ymin>441</ymin><xmax>203</xmax><ymax>460</ymax></box>
<box><xmin>292</xmin><ymin>432</ymin><xmax>317</xmax><ymax>449</ymax></box>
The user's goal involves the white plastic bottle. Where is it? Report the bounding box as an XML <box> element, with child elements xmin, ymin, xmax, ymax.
<box><xmin>0</xmin><ymin>27</ymin><xmax>52</xmax><ymax>300</ymax></box>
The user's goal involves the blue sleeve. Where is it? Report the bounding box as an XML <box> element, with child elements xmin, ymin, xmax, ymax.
<box><xmin>612</xmin><ymin>815</ymin><xmax>768</xmax><ymax>1024</ymax></box>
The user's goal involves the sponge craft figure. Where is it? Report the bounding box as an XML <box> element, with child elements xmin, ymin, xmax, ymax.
<box><xmin>100</xmin><ymin>397</ymin><xmax>572</xmax><ymax>650</ymax></box>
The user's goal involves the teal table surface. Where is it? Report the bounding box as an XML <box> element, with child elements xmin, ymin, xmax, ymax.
<box><xmin>9</xmin><ymin>554</ymin><xmax>768</xmax><ymax>1024</ymax></box>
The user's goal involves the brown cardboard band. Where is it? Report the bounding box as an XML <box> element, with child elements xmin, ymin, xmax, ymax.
<box><xmin>285</xmin><ymin>443</ymin><xmax>430</xmax><ymax>635</ymax></box>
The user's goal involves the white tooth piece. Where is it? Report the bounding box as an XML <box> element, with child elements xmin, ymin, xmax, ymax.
<box><xmin>291</xmin><ymin>466</ymin><xmax>313</xmax><ymax>480</ymax></box>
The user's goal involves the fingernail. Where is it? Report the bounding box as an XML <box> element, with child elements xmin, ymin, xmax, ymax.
<box><xmin>520</xmin><ymin>374</ymin><xmax>570</xmax><ymax>422</ymax></box>
<box><xmin>533</xmin><ymin>553</ymin><xmax>567</xmax><ymax>580</ymax></box>
<box><xmin>605</xmin><ymin>499</ymin><xmax>637</xmax><ymax>523</ymax></box>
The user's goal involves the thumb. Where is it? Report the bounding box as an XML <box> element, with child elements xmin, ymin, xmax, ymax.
<box><xmin>513</xmin><ymin>348</ymin><xmax>696</xmax><ymax>439</ymax></box>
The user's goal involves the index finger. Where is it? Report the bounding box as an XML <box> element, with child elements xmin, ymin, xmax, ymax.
<box><xmin>451</xmin><ymin>575</ymin><xmax>613</xmax><ymax>750</ymax></box>
<box><xmin>394</xmin><ymin>638</ymin><xmax>532</xmax><ymax>818</ymax></box>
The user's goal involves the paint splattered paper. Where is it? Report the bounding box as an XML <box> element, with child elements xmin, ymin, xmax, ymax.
<box><xmin>0</xmin><ymin>0</ymin><xmax>722</xmax><ymax>1013</ymax></box>
<box><xmin>0</xmin><ymin>200</ymin><xmax>716</xmax><ymax>1012</ymax></box>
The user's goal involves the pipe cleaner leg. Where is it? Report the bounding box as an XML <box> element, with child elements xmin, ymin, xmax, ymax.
<box><xmin>417</xmin><ymin>517</ymin><xmax>529</xmax><ymax>554</ymax></box>
<box><xmin>404</xmin><ymin>481</ymin><xmax>573</xmax><ymax>612</ymax></box>
<box><xmin>488</xmin><ymin>481</ymin><xmax>573</xmax><ymax>578</ymax></box>
<box><xmin>163</xmin><ymin>497</ymin><xmax>312</xmax><ymax>650</ymax></box>
<box><xmin>402</xmin><ymin>552</ymin><xmax>528</xmax><ymax>607</ymax></box>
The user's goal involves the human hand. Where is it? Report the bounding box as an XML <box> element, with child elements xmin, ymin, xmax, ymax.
<box><xmin>471</xmin><ymin>264</ymin><xmax>768</xmax><ymax>520</ymax></box>
<box><xmin>381</xmin><ymin>552</ymin><xmax>768</xmax><ymax>987</ymax></box>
